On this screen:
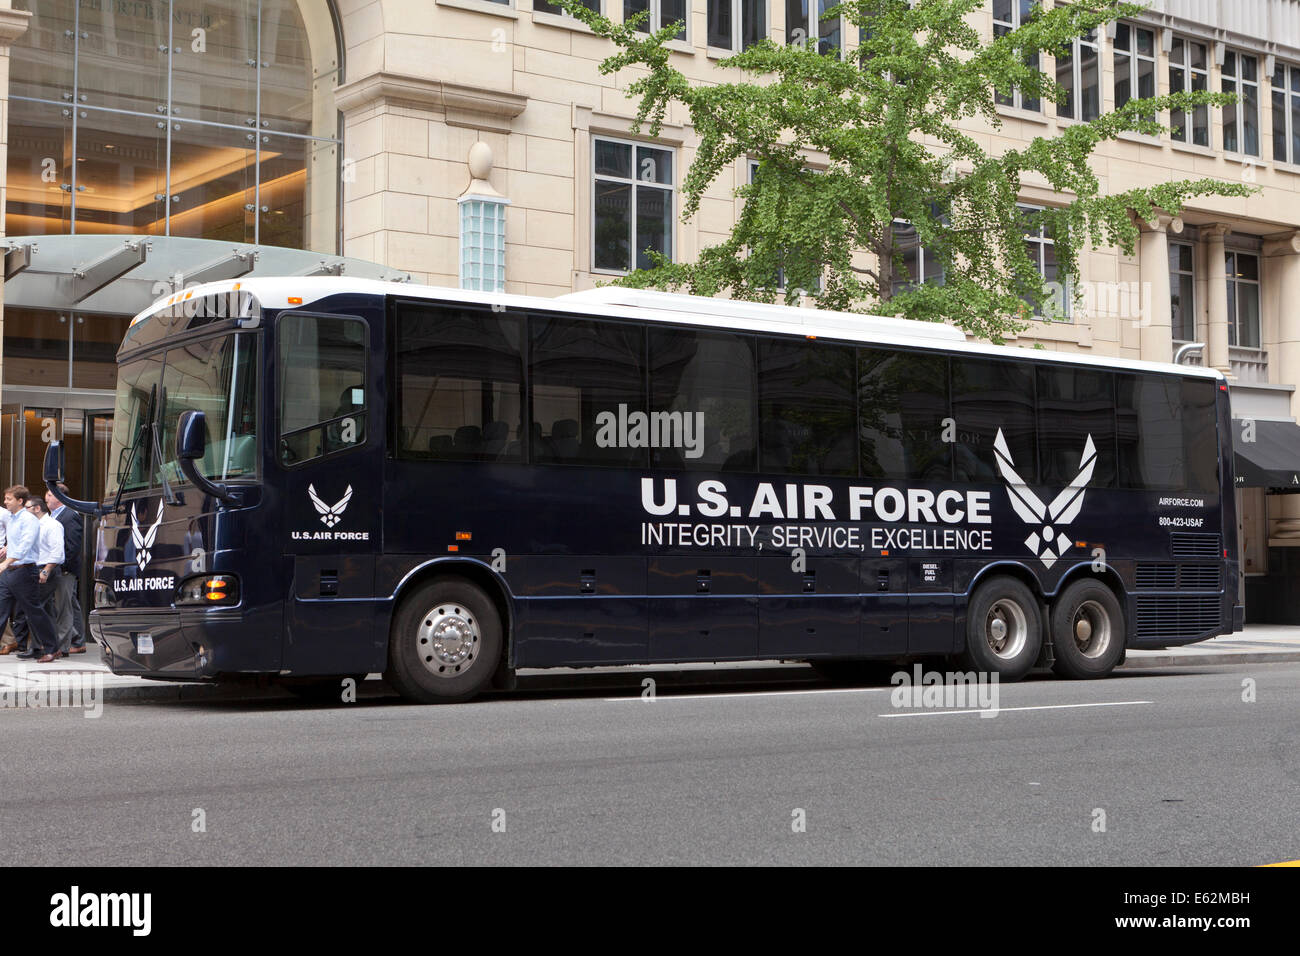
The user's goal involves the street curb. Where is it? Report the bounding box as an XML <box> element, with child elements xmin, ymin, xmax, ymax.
<box><xmin>74</xmin><ymin>651</ymin><xmax>1300</xmax><ymax>703</ymax></box>
<box><xmin>1119</xmin><ymin>651</ymin><xmax>1300</xmax><ymax>670</ymax></box>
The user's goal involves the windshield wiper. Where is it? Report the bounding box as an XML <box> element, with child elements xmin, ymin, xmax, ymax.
<box><xmin>109</xmin><ymin>385</ymin><xmax>155</xmax><ymax>516</ymax></box>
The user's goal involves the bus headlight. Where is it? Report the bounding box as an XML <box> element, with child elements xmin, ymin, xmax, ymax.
<box><xmin>176</xmin><ymin>574</ymin><xmax>240</xmax><ymax>606</ymax></box>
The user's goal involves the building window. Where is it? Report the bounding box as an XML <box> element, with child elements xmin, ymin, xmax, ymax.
<box><xmin>1020</xmin><ymin>204</ymin><xmax>1069</xmax><ymax>320</ymax></box>
<box><xmin>708</xmin><ymin>0</ymin><xmax>767</xmax><ymax>51</ymax></box>
<box><xmin>890</xmin><ymin>220</ymin><xmax>945</xmax><ymax>295</ymax></box>
<box><xmin>993</xmin><ymin>0</ymin><xmax>1041</xmax><ymax>112</ymax></box>
<box><xmin>1226</xmin><ymin>251</ymin><xmax>1261</xmax><ymax>348</ymax></box>
<box><xmin>747</xmin><ymin>160</ymin><xmax>821</xmax><ymax>292</ymax></box>
<box><xmin>1169</xmin><ymin>36</ymin><xmax>1210</xmax><ymax>147</ymax></box>
<box><xmin>1056</xmin><ymin>29</ymin><xmax>1100</xmax><ymax>121</ymax></box>
<box><xmin>535</xmin><ymin>0</ymin><xmax>599</xmax><ymax>15</ymax></box>
<box><xmin>786</xmin><ymin>0</ymin><xmax>843</xmax><ymax>56</ymax></box>
<box><xmin>1223</xmin><ymin>51</ymin><xmax>1261</xmax><ymax>156</ymax></box>
<box><xmin>1272</xmin><ymin>61</ymin><xmax>1300</xmax><ymax>164</ymax></box>
<box><xmin>1113</xmin><ymin>22</ymin><xmax>1156</xmax><ymax>115</ymax></box>
<box><xmin>459</xmin><ymin>197</ymin><xmax>508</xmax><ymax>293</ymax></box>
<box><xmin>1170</xmin><ymin>241</ymin><xmax>1195</xmax><ymax>341</ymax></box>
<box><xmin>593</xmin><ymin>137</ymin><xmax>675</xmax><ymax>273</ymax></box>
<box><xmin>625</xmin><ymin>0</ymin><xmax>687</xmax><ymax>40</ymax></box>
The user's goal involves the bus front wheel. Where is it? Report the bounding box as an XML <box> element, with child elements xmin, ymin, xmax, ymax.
<box><xmin>387</xmin><ymin>578</ymin><xmax>503</xmax><ymax>704</ymax></box>
<box><xmin>961</xmin><ymin>577</ymin><xmax>1042</xmax><ymax>682</ymax></box>
<box><xmin>1049</xmin><ymin>580</ymin><xmax>1125</xmax><ymax>679</ymax></box>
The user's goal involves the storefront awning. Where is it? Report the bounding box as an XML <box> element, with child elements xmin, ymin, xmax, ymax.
<box><xmin>1</xmin><ymin>235</ymin><xmax>411</xmax><ymax>317</ymax></box>
<box><xmin>1234</xmin><ymin>419</ymin><xmax>1300</xmax><ymax>491</ymax></box>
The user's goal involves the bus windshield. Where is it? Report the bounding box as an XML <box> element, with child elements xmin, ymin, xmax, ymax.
<box><xmin>105</xmin><ymin>333</ymin><xmax>258</xmax><ymax>499</ymax></box>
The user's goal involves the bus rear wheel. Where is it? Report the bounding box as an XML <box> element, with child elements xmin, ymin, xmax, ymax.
<box><xmin>387</xmin><ymin>578</ymin><xmax>503</xmax><ymax>704</ymax></box>
<box><xmin>1049</xmin><ymin>580</ymin><xmax>1125</xmax><ymax>679</ymax></box>
<box><xmin>960</xmin><ymin>576</ymin><xmax>1042</xmax><ymax>682</ymax></box>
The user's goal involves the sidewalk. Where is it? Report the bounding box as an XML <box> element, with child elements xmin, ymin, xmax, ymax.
<box><xmin>3</xmin><ymin>625</ymin><xmax>1299</xmax><ymax>705</ymax></box>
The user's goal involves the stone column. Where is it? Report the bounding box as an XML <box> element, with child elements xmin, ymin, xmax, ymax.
<box><xmin>1203</xmin><ymin>224</ymin><xmax>1234</xmax><ymax>377</ymax></box>
<box><xmin>0</xmin><ymin>2</ymin><xmax>34</xmax><ymax>393</ymax></box>
<box><xmin>1138</xmin><ymin>214</ymin><xmax>1178</xmax><ymax>364</ymax></box>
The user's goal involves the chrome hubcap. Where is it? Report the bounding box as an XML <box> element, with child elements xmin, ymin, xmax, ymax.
<box><xmin>985</xmin><ymin>599</ymin><xmax>1028</xmax><ymax>660</ymax></box>
<box><xmin>418</xmin><ymin>604</ymin><xmax>479</xmax><ymax>678</ymax></box>
<box><xmin>1072</xmin><ymin>600</ymin><xmax>1111</xmax><ymax>659</ymax></box>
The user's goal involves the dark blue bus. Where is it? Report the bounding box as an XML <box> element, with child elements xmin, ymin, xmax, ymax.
<box><xmin>47</xmin><ymin>278</ymin><xmax>1242</xmax><ymax>702</ymax></box>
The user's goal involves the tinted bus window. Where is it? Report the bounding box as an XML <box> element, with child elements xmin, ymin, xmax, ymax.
<box><xmin>530</xmin><ymin>315</ymin><xmax>647</xmax><ymax>467</ymax></box>
<box><xmin>1182</xmin><ymin>377</ymin><xmax>1219</xmax><ymax>492</ymax></box>
<box><xmin>649</xmin><ymin>327</ymin><xmax>756</xmax><ymax>471</ymax></box>
<box><xmin>1038</xmin><ymin>365</ymin><xmax>1116</xmax><ymax>488</ymax></box>
<box><xmin>278</xmin><ymin>313</ymin><xmax>367</xmax><ymax>466</ymax></box>
<box><xmin>757</xmin><ymin>338</ymin><xmax>857</xmax><ymax>476</ymax></box>
<box><xmin>951</xmin><ymin>358</ymin><xmax>1036</xmax><ymax>483</ymax></box>
<box><xmin>394</xmin><ymin>303</ymin><xmax>523</xmax><ymax>462</ymax></box>
<box><xmin>859</xmin><ymin>349</ymin><xmax>951</xmax><ymax>480</ymax></box>
<box><xmin>1117</xmin><ymin>373</ymin><xmax>1185</xmax><ymax>490</ymax></box>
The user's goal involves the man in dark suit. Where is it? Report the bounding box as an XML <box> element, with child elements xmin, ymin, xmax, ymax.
<box><xmin>46</xmin><ymin>483</ymin><xmax>86</xmax><ymax>655</ymax></box>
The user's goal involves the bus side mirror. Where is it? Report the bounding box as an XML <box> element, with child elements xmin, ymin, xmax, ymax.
<box><xmin>43</xmin><ymin>440</ymin><xmax>65</xmax><ymax>485</ymax></box>
<box><xmin>177</xmin><ymin>409</ymin><xmax>207</xmax><ymax>461</ymax></box>
<box><xmin>176</xmin><ymin>410</ymin><xmax>239</xmax><ymax>506</ymax></box>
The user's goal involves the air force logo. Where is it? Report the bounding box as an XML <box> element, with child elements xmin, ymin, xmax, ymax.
<box><xmin>308</xmin><ymin>484</ymin><xmax>353</xmax><ymax>528</ymax></box>
<box><xmin>994</xmin><ymin>428</ymin><xmax>1096</xmax><ymax>569</ymax></box>
<box><xmin>130</xmin><ymin>501</ymin><xmax>165</xmax><ymax>571</ymax></box>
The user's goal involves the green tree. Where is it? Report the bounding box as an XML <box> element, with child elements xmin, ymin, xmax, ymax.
<box><xmin>559</xmin><ymin>0</ymin><xmax>1255</xmax><ymax>341</ymax></box>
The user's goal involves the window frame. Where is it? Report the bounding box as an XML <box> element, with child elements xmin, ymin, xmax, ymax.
<box><xmin>624</xmin><ymin>0</ymin><xmax>689</xmax><ymax>42</ymax></box>
<box><xmin>993</xmin><ymin>0</ymin><xmax>1041</xmax><ymax>113</ymax></box>
<box><xmin>1112</xmin><ymin>21</ymin><xmax>1156</xmax><ymax>118</ymax></box>
<box><xmin>1055</xmin><ymin>28</ymin><xmax>1100</xmax><ymax>122</ymax></box>
<box><xmin>1168</xmin><ymin>34</ymin><xmax>1210</xmax><ymax>147</ymax></box>
<box><xmin>1169</xmin><ymin>240</ymin><xmax>1197</xmax><ymax>343</ymax></box>
<box><xmin>707</xmin><ymin>0</ymin><xmax>768</xmax><ymax>52</ymax></box>
<box><xmin>1272</xmin><ymin>59</ymin><xmax>1300</xmax><ymax>165</ymax></box>
<box><xmin>785</xmin><ymin>0</ymin><xmax>845</xmax><ymax>57</ymax></box>
<box><xmin>591</xmin><ymin>134</ymin><xmax>677</xmax><ymax>276</ymax></box>
<box><xmin>533</xmin><ymin>0</ymin><xmax>600</xmax><ymax>16</ymax></box>
<box><xmin>1018</xmin><ymin>204</ymin><xmax>1071</xmax><ymax>321</ymax></box>
<box><xmin>275</xmin><ymin>311</ymin><xmax>370</xmax><ymax>470</ymax></box>
<box><xmin>1225</xmin><ymin>250</ymin><xmax>1261</xmax><ymax>350</ymax></box>
<box><xmin>1222</xmin><ymin>48</ymin><xmax>1261</xmax><ymax>156</ymax></box>
<box><xmin>890</xmin><ymin>217</ymin><xmax>946</xmax><ymax>295</ymax></box>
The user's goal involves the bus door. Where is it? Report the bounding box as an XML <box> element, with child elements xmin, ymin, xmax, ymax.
<box><xmin>276</xmin><ymin>310</ymin><xmax>386</xmax><ymax>677</ymax></box>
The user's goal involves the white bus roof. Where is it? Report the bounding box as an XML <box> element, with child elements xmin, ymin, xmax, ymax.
<box><xmin>137</xmin><ymin>276</ymin><xmax>1224</xmax><ymax>381</ymax></box>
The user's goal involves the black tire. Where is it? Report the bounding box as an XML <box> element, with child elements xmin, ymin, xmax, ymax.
<box><xmin>386</xmin><ymin>578</ymin><xmax>503</xmax><ymax>704</ymax></box>
<box><xmin>959</xmin><ymin>576</ymin><xmax>1042</xmax><ymax>682</ymax></box>
<box><xmin>810</xmin><ymin>660</ymin><xmax>900</xmax><ymax>686</ymax></box>
<box><xmin>282</xmin><ymin>675</ymin><xmax>364</xmax><ymax>703</ymax></box>
<box><xmin>1049</xmin><ymin>579</ymin><xmax>1125</xmax><ymax>679</ymax></box>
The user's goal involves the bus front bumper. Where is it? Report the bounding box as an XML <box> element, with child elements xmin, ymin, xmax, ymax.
<box><xmin>90</xmin><ymin>607</ymin><xmax>264</xmax><ymax>680</ymax></box>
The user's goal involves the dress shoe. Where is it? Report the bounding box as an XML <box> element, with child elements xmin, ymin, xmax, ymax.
<box><xmin>69</xmin><ymin>646</ymin><xmax>87</xmax><ymax>655</ymax></box>
<box><xmin>35</xmin><ymin>653</ymin><xmax>60</xmax><ymax>663</ymax></box>
<box><xmin>15</xmin><ymin>650</ymin><xmax>38</xmax><ymax>660</ymax></box>
<box><xmin>0</xmin><ymin>644</ymin><xmax>18</xmax><ymax>655</ymax></box>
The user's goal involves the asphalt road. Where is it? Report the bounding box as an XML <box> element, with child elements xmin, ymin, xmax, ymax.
<box><xmin>4</xmin><ymin>662</ymin><xmax>1297</xmax><ymax>865</ymax></box>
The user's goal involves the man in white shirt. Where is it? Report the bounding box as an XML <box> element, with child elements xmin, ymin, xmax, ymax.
<box><xmin>0</xmin><ymin>485</ymin><xmax>60</xmax><ymax>662</ymax></box>
<box><xmin>29</xmin><ymin>496</ymin><xmax>65</xmax><ymax>646</ymax></box>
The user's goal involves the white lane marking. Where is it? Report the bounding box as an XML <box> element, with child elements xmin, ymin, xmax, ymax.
<box><xmin>603</xmin><ymin>686</ymin><xmax>894</xmax><ymax>702</ymax></box>
<box><xmin>878</xmin><ymin>700</ymin><xmax>1154</xmax><ymax>718</ymax></box>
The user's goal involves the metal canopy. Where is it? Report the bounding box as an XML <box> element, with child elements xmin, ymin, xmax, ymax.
<box><xmin>1234</xmin><ymin>419</ymin><xmax>1300</xmax><ymax>492</ymax></box>
<box><xmin>4</xmin><ymin>243</ymin><xmax>32</xmax><ymax>280</ymax></box>
<box><xmin>66</xmin><ymin>238</ymin><xmax>149</xmax><ymax>302</ymax></box>
<box><xmin>0</xmin><ymin>235</ymin><xmax>411</xmax><ymax>316</ymax></box>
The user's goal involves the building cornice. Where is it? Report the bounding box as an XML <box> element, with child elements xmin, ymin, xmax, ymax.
<box><xmin>334</xmin><ymin>72</ymin><xmax>527</xmax><ymax>132</ymax></box>
<box><xmin>0</xmin><ymin>7</ymin><xmax>32</xmax><ymax>46</ymax></box>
